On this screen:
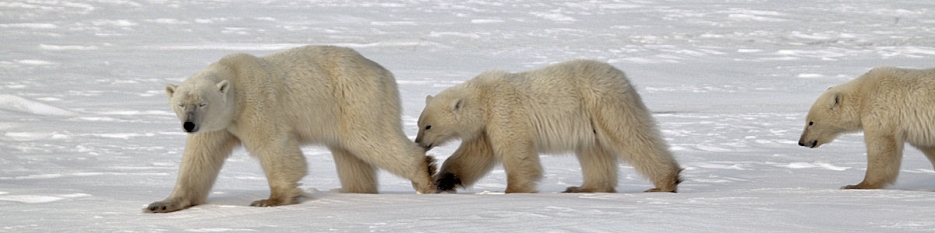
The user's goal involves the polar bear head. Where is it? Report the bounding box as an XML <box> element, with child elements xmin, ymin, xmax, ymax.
<box><xmin>165</xmin><ymin>68</ymin><xmax>235</xmax><ymax>133</ymax></box>
<box><xmin>415</xmin><ymin>85</ymin><xmax>485</xmax><ymax>150</ymax></box>
<box><xmin>798</xmin><ymin>87</ymin><xmax>861</xmax><ymax>148</ymax></box>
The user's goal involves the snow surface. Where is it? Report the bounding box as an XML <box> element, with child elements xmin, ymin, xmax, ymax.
<box><xmin>2</xmin><ymin>0</ymin><xmax>935</xmax><ymax>232</ymax></box>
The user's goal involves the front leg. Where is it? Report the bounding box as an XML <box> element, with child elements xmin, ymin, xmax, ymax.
<box><xmin>843</xmin><ymin>133</ymin><xmax>903</xmax><ymax>189</ymax></box>
<box><xmin>434</xmin><ymin>134</ymin><xmax>496</xmax><ymax>193</ymax></box>
<box><xmin>488</xmin><ymin>131</ymin><xmax>542</xmax><ymax>193</ymax></box>
<box><xmin>565</xmin><ymin>145</ymin><xmax>617</xmax><ymax>193</ymax></box>
<box><xmin>243</xmin><ymin>134</ymin><xmax>308</xmax><ymax>207</ymax></box>
<box><xmin>146</xmin><ymin>131</ymin><xmax>239</xmax><ymax>213</ymax></box>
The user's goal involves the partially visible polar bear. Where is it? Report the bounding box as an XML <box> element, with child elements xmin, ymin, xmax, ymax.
<box><xmin>415</xmin><ymin>59</ymin><xmax>683</xmax><ymax>193</ymax></box>
<box><xmin>799</xmin><ymin>66</ymin><xmax>935</xmax><ymax>189</ymax></box>
<box><xmin>146</xmin><ymin>45</ymin><xmax>436</xmax><ymax>213</ymax></box>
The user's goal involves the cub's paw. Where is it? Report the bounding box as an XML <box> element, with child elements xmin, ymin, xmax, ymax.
<box><xmin>144</xmin><ymin>199</ymin><xmax>191</xmax><ymax>213</ymax></box>
<box><xmin>644</xmin><ymin>187</ymin><xmax>678</xmax><ymax>193</ymax></box>
<box><xmin>563</xmin><ymin>186</ymin><xmax>586</xmax><ymax>193</ymax></box>
<box><xmin>841</xmin><ymin>183</ymin><xmax>882</xmax><ymax>189</ymax></box>
<box><xmin>564</xmin><ymin>186</ymin><xmax>615</xmax><ymax>193</ymax></box>
<box><xmin>250</xmin><ymin>197</ymin><xmax>299</xmax><ymax>207</ymax></box>
<box><xmin>434</xmin><ymin>172</ymin><xmax>461</xmax><ymax>193</ymax></box>
<box><xmin>250</xmin><ymin>199</ymin><xmax>275</xmax><ymax>207</ymax></box>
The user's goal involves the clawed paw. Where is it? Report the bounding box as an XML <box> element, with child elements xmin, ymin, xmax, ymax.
<box><xmin>144</xmin><ymin>200</ymin><xmax>188</xmax><ymax>213</ymax></box>
<box><xmin>434</xmin><ymin>172</ymin><xmax>462</xmax><ymax>193</ymax></box>
<box><xmin>563</xmin><ymin>186</ymin><xmax>615</xmax><ymax>193</ymax></box>
<box><xmin>563</xmin><ymin>186</ymin><xmax>584</xmax><ymax>193</ymax></box>
<box><xmin>840</xmin><ymin>183</ymin><xmax>880</xmax><ymax>189</ymax></box>
<box><xmin>250</xmin><ymin>197</ymin><xmax>299</xmax><ymax>207</ymax></box>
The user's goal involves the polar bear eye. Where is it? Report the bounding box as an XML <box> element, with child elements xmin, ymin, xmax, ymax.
<box><xmin>808</xmin><ymin>121</ymin><xmax>814</xmax><ymax>126</ymax></box>
<box><xmin>424</xmin><ymin>125</ymin><xmax>432</xmax><ymax>130</ymax></box>
<box><xmin>198</xmin><ymin>103</ymin><xmax>206</xmax><ymax>108</ymax></box>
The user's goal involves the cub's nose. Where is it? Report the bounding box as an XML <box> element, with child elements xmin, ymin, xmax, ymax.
<box><xmin>183</xmin><ymin>121</ymin><xmax>196</xmax><ymax>132</ymax></box>
<box><xmin>797</xmin><ymin>140</ymin><xmax>818</xmax><ymax>148</ymax></box>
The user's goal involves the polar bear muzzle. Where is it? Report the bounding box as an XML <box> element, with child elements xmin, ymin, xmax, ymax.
<box><xmin>183</xmin><ymin>121</ymin><xmax>197</xmax><ymax>133</ymax></box>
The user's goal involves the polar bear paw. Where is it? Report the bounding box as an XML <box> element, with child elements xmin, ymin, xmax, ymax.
<box><xmin>841</xmin><ymin>182</ymin><xmax>883</xmax><ymax>189</ymax></box>
<box><xmin>250</xmin><ymin>197</ymin><xmax>299</xmax><ymax>207</ymax></box>
<box><xmin>144</xmin><ymin>199</ymin><xmax>192</xmax><ymax>213</ymax></box>
<box><xmin>563</xmin><ymin>186</ymin><xmax>615</xmax><ymax>193</ymax></box>
<box><xmin>434</xmin><ymin>172</ymin><xmax>461</xmax><ymax>193</ymax></box>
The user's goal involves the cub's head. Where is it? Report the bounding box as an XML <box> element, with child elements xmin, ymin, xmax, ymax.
<box><xmin>415</xmin><ymin>87</ymin><xmax>484</xmax><ymax>150</ymax></box>
<box><xmin>165</xmin><ymin>70</ymin><xmax>235</xmax><ymax>133</ymax></box>
<box><xmin>798</xmin><ymin>88</ymin><xmax>860</xmax><ymax>148</ymax></box>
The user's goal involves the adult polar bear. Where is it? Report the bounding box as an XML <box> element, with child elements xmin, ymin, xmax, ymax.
<box><xmin>416</xmin><ymin>60</ymin><xmax>682</xmax><ymax>193</ymax></box>
<box><xmin>146</xmin><ymin>45</ymin><xmax>436</xmax><ymax>213</ymax></box>
<box><xmin>799</xmin><ymin>66</ymin><xmax>935</xmax><ymax>189</ymax></box>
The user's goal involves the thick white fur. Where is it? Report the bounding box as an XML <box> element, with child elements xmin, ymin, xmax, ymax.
<box><xmin>148</xmin><ymin>45</ymin><xmax>435</xmax><ymax>213</ymax></box>
<box><xmin>416</xmin><ymin>60</ymin><xmax>682</xmax><ymax>193</ymax></box>
<box><xmin>799</xmin><ymin>66</ymin><xmax>935</xmax><ymax>189</ymax></box>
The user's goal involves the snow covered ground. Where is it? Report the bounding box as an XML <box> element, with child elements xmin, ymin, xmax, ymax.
<box><xmin>2</xmin><ymin>0</ymin><xmax>935</xmax><ymax>232</ymax></box>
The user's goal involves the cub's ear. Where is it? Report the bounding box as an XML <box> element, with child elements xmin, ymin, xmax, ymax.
<box><xmin>425</xmin><ymin>95</ymin><xmax>434</xmax><ymax>105</ymax></box>
<box><xmin>165</xmin><ymin>84</ymin><xmax>178</xmax><ymax>98</ymax></box>
<box><xmin>451</xmin><ymin>98</ymin><xmax>463</xmax><ymax>112</ymax></box>
<box><xmin>217</xmin><ymin>80</ymin><xmax>230</xmax><ymax>94</ymax></box>
<box><xmin>830</xmin><ymin>92</ymin><xmax>842</xmax><ymax>110</ymax></box>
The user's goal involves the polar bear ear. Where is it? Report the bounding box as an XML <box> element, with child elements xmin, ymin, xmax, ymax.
<box><xmin>217</xmin><ymin>80</ymin><xmax>230</xmax><ymax>94</ymax></box>
<box><xmin>829</xmin><ymin>92</ymin><xmax>842</xmax><ymax>110</ymax></box>
<box><xmin>165</xmin><ymin>84</ymin><xmax>178</xmax><ymax>98</ymax></box>
<box><xmin>425</xmin><ymin>95</ymin><xmax>434</xmax><ymax>104</ymax></box>
<box><xmin>451</xmin><ymin>98</ymin><xmax>463</xmax><ymax>112</ymax></box>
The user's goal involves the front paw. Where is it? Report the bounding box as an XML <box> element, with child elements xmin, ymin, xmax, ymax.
<box><xmin>250</xmin><ymin>199</ymin><xmax>276</xmax><ymax>207</ymax></box>
<box><xmin>250</xmin><ymin>196</ymin><xmax>300</xmax><ymax>207</ymax></box>
<box><xmin>144</xmin><ymin>199</ymin><xmax>192</xmax><ymax>213</ymax></box>
<box><xmin>841</xmin><ymin>183</ymin><xmax>882</xmax><ymax>189</ymax></box>
<box><xmin>564</xmin><ymin>186</ymin><xmax>615</xmax><ymax>193</ymax></box>
<box><xmin>434</xmin><ymin>172</ymin><xmax>461</xmax><ymax>193</ymax></box>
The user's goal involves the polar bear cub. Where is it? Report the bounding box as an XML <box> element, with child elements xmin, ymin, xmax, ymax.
<box><xmin>416</xmin><ymin>59</ymin><xmax>683</xmax><ymax>193</ymax></box>
<box><xmin>146</xmin><ymin>45</ymin><xmax>436</xmax><ymax>213</ymax></box>
<box><xmin>799</xmin><ymin>66</ymin><xmax>935</xmax><ymax>189</ymax></box>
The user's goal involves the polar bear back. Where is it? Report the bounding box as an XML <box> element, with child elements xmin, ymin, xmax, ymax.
<box><xmin>849</xmin><ymin>67</ymin><xmax>935</xmax><ymax>146</ymax></box>
<box><xmin>469</xmin><ymin>59</ymin><xmax>648</xmax><ymax>153</ymax></box>
<box><xmin>222</xmin><ymin>45</ymin><xmax>402</xmax><ymax>144</ymax></box>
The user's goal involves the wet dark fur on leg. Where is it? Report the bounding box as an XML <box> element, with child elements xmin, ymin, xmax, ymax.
<box><xmin>425</xmin><ymin>155</ymin><xmax>438</xmax><ymax>178</ymax></box>
<box><xmin>434</xmin><ymin>172</ymin><xmax>462</xmax><ymax>193</ymax></box>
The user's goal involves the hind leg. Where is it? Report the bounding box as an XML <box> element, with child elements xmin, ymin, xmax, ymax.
<box><xmin>486</xmin><ymin>130</ymin><xmax>542</xmax><ymax>193</ymax></box>
<box><xmin>435</xmin><ymin>135</ymin><xmax>497</xmax><ymax>193</ymax></box>
<box><xmin>342</xmin><ymin>137</ymin><xmax>436</xmax><ymax>194</ymax></box>
<box><xmin>328</xmin><ymin>146</ymin><xmax>378</xmax><ymax>193</ymax></box>
<box><xmin>593</xmin><ymin>108</ymin><xmax>681</xmax><ymax>192</ymax></box>
<box><xmin>565</xmin><ymin>145</ymin><xmax>618</xmax><ymax>193</ymax></box>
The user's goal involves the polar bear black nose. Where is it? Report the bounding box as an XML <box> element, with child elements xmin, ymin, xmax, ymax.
<box><xmin>183</xmin><ymin>122</ymin><xmax>196</xmax><ymax>132</ymax></box>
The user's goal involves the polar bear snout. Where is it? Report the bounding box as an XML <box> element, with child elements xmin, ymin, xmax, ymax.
<box><xmin>183</xmin><ymin>121</ymin><xmax>198</xmax><ymax>133</ymax></box>
<box><xmin>416</xmin><ymin>140</ymin><xmax>433</xmax><ymax>150</ymax></box>
<box><xmin>414</xmin><ymin>134</ymin><xmax>434</xmax><ymax>150</ymax></box>
<box><xmin>798</xmin><ymin>139</ymin><xmax>818</xmax><ymax>148</ymax></box>
<box><xmin>798</xmin><ymin>131</ymin><xmax>820</xmax><ymax>148</ymax></box>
